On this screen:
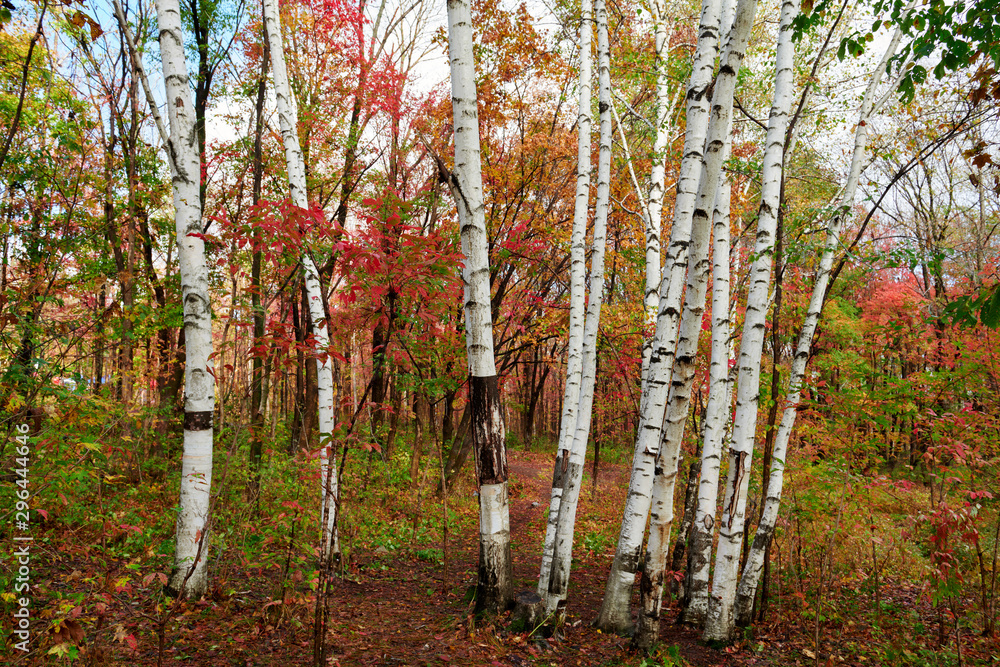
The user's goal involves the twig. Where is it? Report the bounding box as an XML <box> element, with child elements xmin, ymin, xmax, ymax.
<box><xmin>110</xmin><ymin>0</ymin><xmax>171</xmax><ymax>165</ymax></box>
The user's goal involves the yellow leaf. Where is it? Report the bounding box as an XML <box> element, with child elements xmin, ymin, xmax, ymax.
<box><xmin>48</xmin><ymin>642</ymin><xmax>74</xmax><ymax>657</ymax></box>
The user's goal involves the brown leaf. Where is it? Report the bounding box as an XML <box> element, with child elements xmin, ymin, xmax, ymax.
<box><xmin>66</xmin><ymin>620</ymin><xmax>85</xmax><ymax>643</ymax></box>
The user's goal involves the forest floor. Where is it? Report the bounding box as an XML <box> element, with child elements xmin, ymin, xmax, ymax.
<box><xmin>7</xmin><ymin>447</ymin><xmax>1000</xmax><ymax>666</ymax></box>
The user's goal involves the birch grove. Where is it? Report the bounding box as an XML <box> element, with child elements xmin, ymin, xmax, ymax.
<box><xmin>732</xmin><ymin>20</ymin><xmax>912</xmax><ymax>626</ymax></box>
<box><xmin>634</xmin><ymin>0</ymin><xmax>743</xmax><ymax>640</ymax></box>
<box><xmin>262</xmin><ymin>0</ymin><xmax>340</xmax><ymax>560</ymax></box>
<box><xmin>11</xmin><ymin>0</ymin><xmax>997</xmax><ymax>659</ymax></box>
<box><xmin>596</xmin><ymin>0</ymin><xmax>724</xmax><ymax>634</ymax></box>
<box><xmin>704</xmin><ymin>0</ymin><xmax>801</xmax><ymax>641</ymax></box>
<box><xmin>446</xmin><ymin>0</ymin><xmax>514</xmax><ymax>614</ymax></box>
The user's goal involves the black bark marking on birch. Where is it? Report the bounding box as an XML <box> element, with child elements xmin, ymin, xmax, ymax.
<box><xmin>622</xmin><ymin>543</ymin><xmax>643</xmax><ymax>573</ymax></box>
<box><xmin>184</xmin><ymin>410</ymin><xmax>212</xmax><ymax>431</ymax></box>
<box><xmin>476</xmin><ymin>537</ymin><xmax>514</xmax><ymax>615</ymax></box>
<box><xmin>726</xmin><ymin>450</ymin><xmax>748</xmax><ymax>529</ymax></box>
<box><xmin>551</xmin><ymin>451</ymin><xmax>565</xmax><ymax>487</ymax></box>
<box><xmin>705</xmin><ymin>75</ymin><xmax>717</xmax><ymax>101</ymax></box>
<box><xmin>470</xmin><ymin>374</ymin><xmax>507</xmax><ymax>485</ymax></box>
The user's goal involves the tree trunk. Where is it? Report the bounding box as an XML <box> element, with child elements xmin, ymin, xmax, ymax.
<box><xmin>544</xmin><ymin>0</ymin><xmax>611</xmax><ymax>618</ymax></box>
<box><xmin>446</xmin><ymin>0</ymin><xmax>513</xmax><ymax>615</ymax></box>
<box><xmin>682</xmin><ymin>124</ymin><xmax>734</xmax><ymax>629</ymax></box>
<box><xmin>442</xmin><ymin>406</ymin><xmax>472</xmax><ymax>489</ymax></box>
<box><xmin>670</xmin><ymin>452</ymin><xmax>701</xmax><ymax>600</ymax></box>
<box><xmin>94</xmin><ymin>284</ymin><xmax>106</xmax><ymax>394</ymax></box>
<box><xmin>263</xmin><ymin>0</ymin><xmax>339</xmax><ymax>560</ymax></box>
<box><xmin>641</xmin><ymin>0</ymin><xmax>677</xmax><ymax>377</ymax></box>
<box><xmin>634</xmin><ymin>13</ymin><xmax>738</xmax><ymax>636</ymax></box>
<box><xmin>732</xmin><ymin>20</ymin><xmax>908</xmax><ymax>627</ymax></box>
<box><xmin>249</xmin><ymin>27</ymin><xmax>270</xmax><ymax>496</ymax></box>
<box><xmin>152</xmin><ymin>0</ymin><xmax>214</xmax><ymax>598</ymax></box>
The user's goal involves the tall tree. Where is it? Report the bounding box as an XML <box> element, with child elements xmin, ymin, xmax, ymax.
<box><xmin>445</xmin><ymin>0</ymin><xmax>514</xmax><ymax>615</ymax></box>
<box><xmin>262</xmin><ymin>0</ymin><xmax>340</xmax><ymax>559</ymax></box>
<box><xmin>634</xmin><ymin>0</ymin><xmax>743</xmax><ymax>637</ymax></box>
<box><xmin>120</xmin><ymin>0</ymin><xmax>215</xmax><ymax>597</ymax></box>
<box><xmin>732</xmin><ymin>17</ymin><xmax>911</xmax><ymax>626</ymax></box>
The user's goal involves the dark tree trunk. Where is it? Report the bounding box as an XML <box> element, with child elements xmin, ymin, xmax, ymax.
<box><xmin>249</xmin><ymin>38</ymin><xmax>269</xmax><ymax>492</ymax></box>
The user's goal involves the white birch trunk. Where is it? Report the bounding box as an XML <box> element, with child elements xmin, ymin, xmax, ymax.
<box><xmin>641</xmin><ymin>0</ymin><xmax>676</xmax><ymax>378</ymax></box>
<box><xmin>544</xmin><ymin>0</ymin><xmax>611</xmax><ymax>618</ymax></box>
<box><xmin>262</xmin><ymin>0</ymin><xmax>339</xmax><ymax>559</ymax></box>
<box><xmin>446</xmin><ymin>0</ymin><xmax>513</xmax><ymax>614</ymax></box>
<box><xmin>703</xmin><ymin>0</ymin><xmax>800</xmax><ymax>642</ymax></box>
<box><xmin>635</xmin><ymin>22</ymin><xmax>742</xmax><ymax>642</ymax></box>
<box><xmin>594</xmin><ymin>0</ymin><xmax>723</xmax><ymax>633</ymax></box>
<box><xmin>732</xmin><ymin>24</ymin><xmax>908</xmax><ymax>626</ymax></box>
<box><xmin>538</xmin><ymin>0</ymin><xmax>592</xmax><ymax>600</ymax></box>
<box><xmin>155</xmin><ymin>0</ymin><xmax>213</xmax><ymax>598</ymax></box>
<box><xmin>683</xmin><ymin>167</ymin><xmax>733</xmax><ymax>626</ymax></box>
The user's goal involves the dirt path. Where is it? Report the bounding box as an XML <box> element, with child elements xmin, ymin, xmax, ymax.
<box><xmin>314</xmin><ymin>450</ymin><xmax>726</xmax><ymax>666</ymax></box>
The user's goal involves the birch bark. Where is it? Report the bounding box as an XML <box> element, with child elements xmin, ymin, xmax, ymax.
<box><xmin>544</xmin><ymin>0</ymin><xmax>611</xmax><ymax>618</ymax></box>
<box><xmin>732</xmin><ymin>24</ymin><xmax>909</xmax><ymax>626</ymax></box>
<box><xmin>154</xmin><ymin>0</ymin><xmax>214</xmax><ymax>598</ymax></box>
<box><xmin>683</xmin><ymin>166</ymin><xmax>733</xmax><ymax>625</ymax></box>
<box><xmin>262</xmin><ymin>0</ymin><xmax>339</xmax><ymax>559</ymax></box>
<box><xmin>703</xmin><ymin>0</ymin><xmax>801</xmax><ymax>642</ymax></box>
<box><xmin>594</xmin><ymin>0</ymin><xmax>723</xmax><ymax>633</ymax></box>
<box><xmin>641</xmin><ymin>0</ymin><xmax>676</xmax><ymax>377</ymax></box>
<box><xmin>538</xmin><ymin>0</ymin><xmax>591</xmax><ymax>600</ymax></box>
<box><xmin>446</xmin><ymin>0</ymin><xmax>513</xmax><ymax>614</ymax></box>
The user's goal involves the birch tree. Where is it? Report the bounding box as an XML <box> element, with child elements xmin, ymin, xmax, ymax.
<box><xmin>143</xmin><ymin>0</ymin><xmax>214</xmax><ymax>597</ymax></box>
<box><xmin>732</xmin><ymin>21</ymin><xmax>911</xmax><ymax>627</ymax></box>
<box><xmin>640</xmin><ymin>0</ymin><xmax>677</xmax><ymax>376</ymax></box>
<box><xmin>538</xmin><ymin>0</ymin><xmax>591</xmax><ymax>601</ymax></box>
<box><xmin>683</xmin><ymin>163</ymin><xmax>733</xmax><ymax>626</ymax></box>
<box><xmin>262</xmin><ymin>0</ymin><xmax>339</xmax><ymax>560</ymax></box>
<box><xmin>703</xmin><ymin>0</ymin><xmax>801</xmax><ymax>642</ymax></box>
<box><xmin>543</xmin><ymin>0</ymin><xmax>611</xmax><ymax>618</ymax></box>
<box><xmin>446</xmin><ymin>0</ymin><xmax>514</xmax><ymax>614</ymax></box>
<box><xmin>594</xmin><ymin>0</ymin><xmax>723</xmax><ymax>633</ymax></box>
